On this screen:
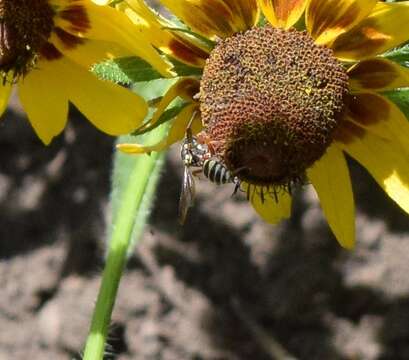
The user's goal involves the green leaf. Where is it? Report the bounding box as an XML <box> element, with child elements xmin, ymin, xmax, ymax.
<box><xmin>131</xmin><ymin>78</ymin><xmax>192</xmax><ymax>136</ymax></box>
<box><xmin>132</xmin><ymin>101</ymin><xmax>189</xmax><ymax>136</ymax></box>
<box><xmin>133</xmin><ymin>78</ymin><xmax>178</xmax><ymax>101</ymax></box>
<box><xmin>385</xmin><ymin>88</ymin><xmax>409</xmax><ymax>118</ymax></box>
<box><xmin>91</xmin><ymin>57</ymin><xmax>163</xmax><ymax>84</ymax></box>
<box><xmin>162</xmin><ymin>26</ymin><xmax>215</xmax><ymax>49</ymax></box>
<box><xmin>383</xmin><ymin>42</ymin><xmax>409</xmax><ymax>68</ymax></box>
<box><xmin>169</xmin><ymin>57</ymin><xmax>203</xmax><ymax>77</ymax></box>
<box><xmin>92</xmin><ymin>55</ymin><xmax>202</xmax><ymax>85</ymax></box>
<box><xmin>257</xmin><ymin>12</ymin><xmax>268</xmax><ymax>27</ymax></box>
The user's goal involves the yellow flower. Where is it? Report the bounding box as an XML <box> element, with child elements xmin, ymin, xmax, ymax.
<box><xmin>118</xmin><ymin>0</ymin><xmax>409</xmax><ymax>249</ymax></box>
<box><xmin>0</xmin><ymin>0</ymin><xmax>173</xmax><ymax>144</ymax></box>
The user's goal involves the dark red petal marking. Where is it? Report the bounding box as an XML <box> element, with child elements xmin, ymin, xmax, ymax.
<box><xmin>275</xmin><ymin>0</ymin><xmax>307</xmax><ymax>21</ymax></box>
<box><xmin>309</xmin><ymin>1</ymin><xmax>361</xmax><ymax>39</ymax></box>
<box><xmin>39</xmin><ymin>42</ymin><xmax>63</xmax><ymax>61</ymax></box>
<box><xmin>230</xmin><ymin>0</ymin><xmax>258</xmax><ymax>29</ymax></box>
<box><xmin>182</xmin><ymin>0</ymin><xmax>234</xmax><ymax>36</ymax></box>
<box><xmin>332</xmin><ymin>19</ymin><xmax>389</xmax><ymax>57</ymax></box>
<box><xmin>177</xmin><ymin>78</ymin><xmax>200</xmax><ymax>99</ymax></box>
<box><xmin>334</xmin><ymin>119</ymin><xmax>366</xmax><ymax>144</ymax></box>
<box><xmin>346</xmin><ymin>93</ymin><xmax>389</xmax><ymax>127</ymax></box>
<box><xmin>54</xmin><ymin>27</ymin><xmax>85</xmax><ymax>49</ymax></box>
<box><xmin>168</xmin><ymin>37</ymin><xmax>209</xmax><ymax>67</ymax></box>
<box><xmin>349</xmin><ymin>59</ymin><xmax>398</xmax><ymax>89</ymax></box>
<box><xmin>59</xmin><ymin>4</ymin><xmax>90</xmax><ymax>33</ymax></box>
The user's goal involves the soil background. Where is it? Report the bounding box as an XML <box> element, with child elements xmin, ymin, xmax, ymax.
<box><xmin>2</xmin><ymin>88</ymin><xmax>409</xmax><ymax>360</ymax></box>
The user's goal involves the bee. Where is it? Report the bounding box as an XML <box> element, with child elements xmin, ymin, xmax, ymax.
<box><xmin>178</xmin><ymin>163</ymin><xmax>196</xmax><ymax>225</ymax></box>
<box><xmin>178</xmin><ymin>126</ymin><xmax>239</xmax><ymax>224</ymax></box>
<box><xmin>178</xmin><ymin>126</ymin><xmax>207</xmax><ymax>224</ymax></box>
<box><xmin>203</xmin><ymin>158</ymin><xmax>235</xmax><ymax>185</ymax></box>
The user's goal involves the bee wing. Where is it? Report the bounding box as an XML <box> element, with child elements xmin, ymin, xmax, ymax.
<box><xmin>178</xmin><ymin>166</ymin><xmax>196</xmax><ymax>225</ymax></box>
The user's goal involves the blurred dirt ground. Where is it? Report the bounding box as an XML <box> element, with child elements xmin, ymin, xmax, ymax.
<box><xmin>2</xmin><ymin>97</ymin><xmax>409</xmax><ymax>360</ymax></box>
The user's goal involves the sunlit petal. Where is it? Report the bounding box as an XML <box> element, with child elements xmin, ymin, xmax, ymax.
<box><xmin>50</xmin><ymin>34</ymin><xmax>131</xmax><ymax>69</ymax></box>
<box><xmin>345</xmin><ymin>92</ymin><xmax>409</xmax><ymax>153</ymax></box>
<box><xmin>307</xmin><ymin>145</ymin><xmax>355</xmax><ymax>249</ymax></box>
<box><xmin>259</xmin><ymin>0</ymin><xmax>308</xmax><ymax>29</ymax></box>
<box><xmin>335</xmin><ymin>120</ymin><xmax>409</xmax><ymax>215</ymax></box>
<box><xmin>55</xmin><ymin>57</ymin><xmax>147</xmax><ymax>136</ymax></box>
<box><xmin>306</xmin><ymin>0</ymin><xmax>377</xmax><ymax>45</ymax></box>
<box><xmin>18</xmin><ymin>60</ymin><xmax>69</xmax><ymax>145</ymax></box>
<box><xmin>241</xmin><ymin>182</ymin><xmax>292</xmax><ymax>224</ymax></box>
<box><xmin>228</xmin><ymin>0</ymin><xmax>261</xmax><ymax>31</ymax></box>
<box><xmin>55</xmin><ymin>1</ymin><xmax>174</xmax><ymax>77</ymax></box>
<box><xmin>121</xmin><ymin>0</ymin><xmax>209</xmax><ymax>67</ymax></box>
<box><xmin>159</xmin><ymin>0</ymin><xmax>259</xmax><ymax>39</ymax></box>
<box><xmin>333</xmin><ymin>1</ymin><xmax>409</xmax><ymax>61</ymax></box>
<box><xmin>91</xmin><ymin>0</ymin><xmax>111</xmax><ymax>4</ymax></box>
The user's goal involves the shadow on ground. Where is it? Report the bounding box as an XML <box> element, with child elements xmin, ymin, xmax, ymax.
<box><xmin>1</xmin><ymin>103</ymin><xmax>409</xmax><ymax>360</ymax></box>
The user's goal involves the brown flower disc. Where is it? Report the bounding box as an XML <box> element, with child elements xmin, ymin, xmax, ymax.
<box><xmin>199</xmin><ymin>26</ymin><xmax>349</xmax><ymax>186</ymax></box>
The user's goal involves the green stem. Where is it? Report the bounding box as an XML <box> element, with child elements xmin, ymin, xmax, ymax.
<box><xmin>83</xmin><ymin>130</ymin><xmax>166</xmax><ymax>360</ymax></box>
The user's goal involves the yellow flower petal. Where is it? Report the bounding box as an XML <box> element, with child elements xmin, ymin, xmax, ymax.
<box><xmin>55</xmin><ymin>1</ymin><xmax>174</xmax><ymax>77</ymax></box>
<box><xmin>0</xmin><ymin>81</ymin><xmax>12</xmax><ymax>119</ymax></box>
<box><xmin>345</xmin><ymin>92</ymin><xmax>409</xmax><ymax>153</ymax></box>
<box><xmin>242</xmin><ymin>182</ymin><xmax>292</xmax><ymax>224</ymax></box>
<box><xmin>306</xmin><ymin>0</ymin><xmax>377</xmax><ymax>45</ymax></box>
<box><xmin>28</xmin><ymin>58</ymin><xmax>148</xmax><ymax>141</ymax></box>
<box><xmin>136</xmin><ymin>78</ymin><xmax>200</xmax><ymax>134</ymax></box>
<box><xmin>117</xmin><ymin>104</ymin><xmax>200</xmax><ymax>154</ymax></box>
<box><xmin>92</xmin><ymin>0</ymin><xmax>111</xmax><ymax>4</ymax></box>
<box><xmin>348</xmin><ymin>58</ymin><xmax>409</xmax><ymax>92</ymax></box>
<box><xmin>259</xmin><ymin>0</ymin><xmax>308</xmax><ymax>29</ymax></box>
<box><xmin>50</xmin><ymin>32</ymin><xmax>131</xmax><ymax>69</ymax></box>
<box><xmin>333</xmin><ymin>1</ymin><xmax>409</xmax><ymax>61</ymax></box>
<box><xmin>159</xmin><ymin>0</ymin><xmax>259</xmax><ymax>39</ymax></box>
<box><xmin>335</xmin><ymin>121</ymin><xmax>409</xmax><ymax>215</ymax></box>
<box><xmin>18</xmin><ymin>60</ymin><xmax>69</xmax><ymax>145</ymax></box>
<box><xmin>122</xmin><ymin>0</ymin><xmax>209</xmax><ymax>67</ymax></box>
<box><xmin>53</xmin><ymin>57</ymin><xmax>147</xmax><ymax>136</ymax></box>
<box><xmin>307</xmin><ymin>145</ymin><xmax>355</xmax><ymax>249</ymax></box>
<box><xmin>228</xmin><ymin>0</ymin><xmax>261</xmax><ymax>31</ymax></box>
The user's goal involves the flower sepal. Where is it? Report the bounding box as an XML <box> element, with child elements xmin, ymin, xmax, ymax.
<box><xmin>132</xmin><ymin>101</ymin><xmax>189</xmax><ymax>136</ymax></box>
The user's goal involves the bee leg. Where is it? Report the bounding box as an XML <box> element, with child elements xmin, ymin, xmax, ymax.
<box><xmin>231</xmin><ymin>179</ymin><xmax>241</xmax><ymax>197</ymax></box>
<box><xmin>259</xmin><ymin>186</ymin><xmax>265</xmax><ymax>204</ymax></box>
<box><xmin>191</xmin><ymin>168</ymin><xmax>202</xmax><ymax>177</ymax></box>
<box><xmin>287</xmin><ymin>182</ymin><xmax>293</xmax><ymax>195</ymax></box>
<box><xmin>273</xmin><ymin>187</ymin><xmax>279</xmax><ymax>203</ymax></box>
<box><xmin>246</xmin><ymin>183</ymin><xmax>251</xmax><ymax>201</ymax></box>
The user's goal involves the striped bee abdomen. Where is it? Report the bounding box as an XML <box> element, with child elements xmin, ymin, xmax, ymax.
<box><xmin>203</xmin><ymin>159</ymin><xmax>233</xmax><ymax>185</ymax></box>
